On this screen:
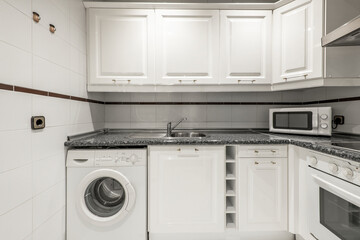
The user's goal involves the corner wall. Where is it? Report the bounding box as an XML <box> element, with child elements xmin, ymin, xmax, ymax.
<box><xmin>0</xmin><ymin>0</ymin><xmax>104</xmax><ymax>239</ymax></box>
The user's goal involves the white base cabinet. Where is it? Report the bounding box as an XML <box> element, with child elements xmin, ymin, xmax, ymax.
<box><xmin>148</xmin><ymin>146</ymin><xmax>225</xmax><ymax>233</ymax></box>
<box><xmin>238</xmin><ymin>145</ymin><xmax>288</xmax><ymax>232</ymax></box>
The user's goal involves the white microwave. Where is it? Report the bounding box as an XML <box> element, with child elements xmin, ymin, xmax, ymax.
<box><xmin>269</xmin><ymin>107</ymin><xmax>332</xmax><ymax>136</ymax></box>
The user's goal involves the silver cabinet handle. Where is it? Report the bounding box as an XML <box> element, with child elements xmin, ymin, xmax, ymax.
<box><xmin>283</xmin><ymin>74</ymin><xmax>307</xmax><ymax>81</ymax></box>
<box><xmin>73</xmin><ymin>158</ymin><xmax>88</xmax><ymax>162</ymax></box>
<box><xmin>254</xmin><ymin>161</ymin><xmax>276</xmax><ymax>165</ymax></box>
<box><xmin>178</xmin><ymin>79</ymin><xmax>197</xmax><ymax>84</ymax></box>
<box><xmin>112</xmin><ymin>79</ymin><xmax>131</xmax><ymax>84</ymax></box>
<box><xmin>238</xmin><ymin>79</ymin><xmax>255</xmax><ymax>84</ymax></box>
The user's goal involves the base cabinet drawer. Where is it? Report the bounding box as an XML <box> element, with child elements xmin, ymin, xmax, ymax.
<box><xmin>238</xmin><ymin>145</ymin><xmax>288</xmax><ymax>158</ymax></box>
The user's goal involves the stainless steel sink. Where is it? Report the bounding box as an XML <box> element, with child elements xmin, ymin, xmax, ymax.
<box><xmin>169</xmin><ymin>132</ymin><xmax>206</xmax><ymax>138</ymax></box>
<box><xmin>129</xmin><ymin>133</ymin><xmax>166</xmax><ymax>139</ymax></box>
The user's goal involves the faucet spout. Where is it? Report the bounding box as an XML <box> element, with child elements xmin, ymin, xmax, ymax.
<box><xmin>166</xmin><ymin>117</ymin><xmax>187</xmax><ymax>137</ymax></box>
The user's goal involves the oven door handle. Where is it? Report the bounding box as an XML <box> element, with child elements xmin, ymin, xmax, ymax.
<box><xmin>312</xmin><ymin>174</ymin><xmax>360</xmax><ymax>206</ymax></box>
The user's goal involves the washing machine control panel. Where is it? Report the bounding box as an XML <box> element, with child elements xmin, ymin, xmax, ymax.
<box><xmin>94</xmin><ymin>149</ymin><xmax>147</xmax><ymax>167</ymax></box>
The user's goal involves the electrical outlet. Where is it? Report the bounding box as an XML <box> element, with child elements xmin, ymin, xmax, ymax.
<box><xmin>31</xmin><ymin>116</ymin><xmax>45</xmax><ymax>130</ymax></box>
<box><xmin>333</xmin><ymin>115</ymin><xmax>344</xmax><ymax>125</ymax></box>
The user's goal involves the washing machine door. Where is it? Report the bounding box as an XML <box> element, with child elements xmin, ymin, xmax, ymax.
<box><xmin>78</xmin><ymin>169</ymin><xmax>135</xmax><ymax>226</ymax></box>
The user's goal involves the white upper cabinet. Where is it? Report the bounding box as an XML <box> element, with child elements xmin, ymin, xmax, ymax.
<box><xmin>88</xmin><ymin>9</ymin><xmax>155</xmax><ymax>85</ymax></box>
<box><xmin>155</xmin><ymin>10</ymin><xmax>219</xmax><ymax>85</ymax></box>
<box><xmin>272</xmin><ymin>0</ymin><xmax>323</xmax><ymax>84</ymax></box>
<box><xmin>220</xmin><ymin>10</ymin><xmax>272</xmax><ymax>84</ymax></box>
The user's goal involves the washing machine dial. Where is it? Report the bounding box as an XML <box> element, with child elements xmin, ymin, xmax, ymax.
<box><xmin>328</xmin><ymin>163</ymin><xmax>338</xmax><ymax>174</ymax></box>
<box><xmin>129</xmin><ymin>154</ymin><xmax>139</xmax><ymax>164</ymax></box>
<box><xmin>343</xmin><ymin>168</ymin><xmax>354</xmax><ymax>179</ymax></box>
<box><xmin>308</xmin><ymin>156</ymin><xmax>318</xmax><ymax>166</ymax></box>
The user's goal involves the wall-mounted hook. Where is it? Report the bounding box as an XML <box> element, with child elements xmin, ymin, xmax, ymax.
<box><xmin>49</xmin><ymin>24</ymin><xmax>56</xmax><ymax>34</ymax></box>
<box><xmin>33</xmin><ymin>12</ymin><xmax>41</xmax><ymax>23</ymax></box>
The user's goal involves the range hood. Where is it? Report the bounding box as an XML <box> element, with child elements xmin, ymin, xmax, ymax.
<box><xmin>322</xmin><ymin>15</ymin><xmax>360</xmax><ymax>47</ymax></box>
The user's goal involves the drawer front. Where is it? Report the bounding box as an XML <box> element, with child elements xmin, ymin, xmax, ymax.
<box><xmin>238</xmin><ymin>145</ymin><xmax>287</xmax><ymax>158</ymax></box>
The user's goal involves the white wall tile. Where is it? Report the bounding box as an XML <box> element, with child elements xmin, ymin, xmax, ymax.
<box><xmin>131</xmin><ymin>93</ymin><xmax>156</xmax><ymax>102</ymax></box>
<box><xmin>32</xmin><ymin>0</ymin><xmax>70</xmax><ymax>42</ymax></box>
<box><xmin>131</xmin><ymin>105</ymin><xmax>156</xmax><ymax>122</ymax></box>
<box><xmin>105</xmin><ymin>105</ymin><xmax>131</xmax><ymax>122</ymax></box>
<box><xmin>33</xmin><ymin>180</ymin><xmax>65</xmax><ymax>229</ymax></box>
<box><xmin>0</xmin><ymin>1</ymin><xmax>32</xmax><ymax>51</ymax></box>
<box><xmin>32</xmin><ymin>208</ymin><xmax>65</xmax><ymax>240</ymax></box>
<box><xmin>206</xmin><ymin>93</ymin><xmax>232</xmax><ymax>102</ymax></box>
<box><xmin>33</xmin><ymin>56</ymin><xmax>70</xmax><ymax>94</ymax></box>
<box><xmin>0</xmin><ymin>200</ymin><xmax>32</xmax><ymax>240</ymax></box>
<box><xmin>0</xmin><ymin>164</ymin><xmax>32</xmax><ymax>215</ymax></box>
<box><xmin>155</xmin><ymin>105</ymin><xmax>184</xmax><ymax>122</ymax></box>
<box><xmin>0</xmin><ymin>41</ymin><xmax>32</xmax><ymax>87</ymax></box>
<box><xmin>3</xmin><ymin>0</ymin><xmax>31</xmax><ymax>16</ymax></box>
<box><xmin>231</xmin><ymin>105</ymin><xmax>257</xmax><ymax>122</ymax></box>
<box><xmin>0</xmin><ymin>129</ymin><xmax>31</xmax><ymax>173</ymax></box>
<box><xmin>31</xmin><ymin>126</ymin><xmax>68</xmax><ymax>162</ymax></box>
<box><xmin>156</xmin><ymin>93</ymin><xmax>182</xmax><ymax>102</ymax></box>
<box><xmin>32</xmin><ymin>96</ymin><xmax>70</xmax><ymax>127</ymax></box>
<box><xmin>33</xmin><ymin>154</ymin><xmax>65</xmax><ymax>196</ymax></box>
<box><xmin>105</xmin><ymin>93</ymin><xmax>131</xmax><ymax>102</ymax></box>
<box><xmin>69</xmin><ymin>0</ymin><xmax>86</xmax><ymax>29</ymax></box>
<box><xmin>0</xmin><ymin>91</ymin><xmax>31</xmax><ymax>131</ymax></box>
<box><xmin>33</xmin><ymin>23</ymin><xmax>70</xmax><ymax>69</ymax></box>
<box><xmin>207</xmin><ymin>105</ymin><xmax>231</xmax><ymax>122</ymax></box>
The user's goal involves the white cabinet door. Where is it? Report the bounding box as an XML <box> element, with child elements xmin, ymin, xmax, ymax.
<box><xmin>220</xmin><ymin>10</ymin><xmax>272</xmax><ymax>85</ymax></box>
<box><xmin>88</xmin><ymin>9</ymin><xmax>155</xmax><ymax>85</ymax></box>
<box><xmin>155</xmin><ymin>10</ymin><xmax>219</xmax><ymax>85</ymax></box>
<box><xmin>148</xmin><ymin>146</ymin><xmax>225</xmax><ymax>233</ymax></box>
<box><xmin>272</xmin><ymin>0</ymin><xmax>323</xmax><ymax>84</ymax></box>
<box><xmin>239</xmin><ymin>157</ymin><xmax>287</xmax><ymax>231</ymax></box>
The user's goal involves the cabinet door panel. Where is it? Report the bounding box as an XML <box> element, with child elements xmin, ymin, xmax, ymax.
<box><xmin>282</xmin><ymin>8</ymin><xmax>307</xmax><ymax>74</ymax></box>
<box><xmin>272</xmin><ymin>0</ymin><xmax>323</xmax><ymax>83</ymax></box>
<box><xmin>149</xmin><ymin>146</ymin><xmax>225</xmax><ymax>233</ymax></box>
<box><xmin>156</xmin><ymin>10</ymin><xmax>219</xmax><ymax>85</ymax></box>
<box><xmin>88</xmin><ymin>9</ymin><xmax>155</xmax><ymax>85</ymax></box>
<box><xmin>220</xmin><ymin>11</ymin><xmax>271</xmax><ymax>84</ymax></box>
<box><xmin>239</xmin><ymin>158</ymin><xmax>287</xmax><ymax>231</ymax></box>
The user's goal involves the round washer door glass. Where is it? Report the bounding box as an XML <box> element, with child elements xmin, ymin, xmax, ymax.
<box><xmin>84</xmin><ymin>177</ymin><xmax>126</xmax><ymax>218</ymax></box>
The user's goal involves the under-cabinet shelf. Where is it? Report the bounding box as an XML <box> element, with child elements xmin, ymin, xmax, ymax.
<box><xmin>225</xmin><ymin>146</ymin><xmax>237</xmax><ymax>230</ymax></box>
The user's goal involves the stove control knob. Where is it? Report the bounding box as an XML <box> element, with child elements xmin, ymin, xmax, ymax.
<box><xmin>343</xmin><ymin>168</ymin><xmax>354</xmax><ymax>179</ymax></box>
<box><xmin>328</xmin><ymin>163</ymin><xmax>338</xmax><ymax>174</ymax></box>
<box><xmin>320</xmin><ymin>114</ymin><xmax>328</xmax><ymax>120</ymax></box>
<box><xmin>129</xmin><ymin>154</ymin><xmax>139</xmax><ymax>164</ymax></box>
<box><xmin>309</xmin><ymin>157</ymin><xmax>318</xmax><ymax>166</ymax></box>
<box><xmin>320</xmin><ymin>123</ymin><xmax>328</xmax><ymax>129</ymax></box>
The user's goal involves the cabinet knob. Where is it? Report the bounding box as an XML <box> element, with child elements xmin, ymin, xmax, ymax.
<box><xmin>33</xmin><ymin>12</ymin><xmax>41</xmax><ymax>23</ymax></box>
<box><xmin>49</xmin><ymin>24</ymin><xmax>56</xmax><ymax>34</ymax></box>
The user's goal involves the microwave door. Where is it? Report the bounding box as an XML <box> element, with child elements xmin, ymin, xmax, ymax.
<box><xmin>273</xmin><ymin>112</ymin><xmax>313</xmax><ymax>131</ymax></box>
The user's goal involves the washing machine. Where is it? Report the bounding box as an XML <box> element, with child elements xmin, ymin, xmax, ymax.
<box><xmin>66</xmin><ymin>149</ymin><xmax>147</xmax><ymax>240</ymax></box>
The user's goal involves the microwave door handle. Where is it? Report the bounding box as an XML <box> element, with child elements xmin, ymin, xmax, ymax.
<box><xmin>312</xmin><ymin>174</ymin><xmax>360</xmax><ymax>206</ymax></box>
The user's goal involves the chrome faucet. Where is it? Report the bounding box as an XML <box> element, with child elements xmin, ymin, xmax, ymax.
<box><xmin>166</xmin><ymin>118</ymin><xmax>187</xmax><ymax>137</ymax></box>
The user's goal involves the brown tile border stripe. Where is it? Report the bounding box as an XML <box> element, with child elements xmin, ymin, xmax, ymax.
<box><xmin>49</xmin><ymin>92</ymin><xmax>71</xmax><ymax>100</ymax></box>
<box><xmin>1</xmin><ymin>83</ymin><xmax>360</xmax><ymax>106</ymax></box>
<box><xmin>0</xmin><ymin>84</ymin><xmax>104</xmax><ymax>104</ymax></box>
<box><xmin>0</xmin><ymin>83</ymin><xmax>14</xmax><ymax>91</ymax></box>
<box><xmin>14</xmin><ymin>86</ymin><xmax>48</xmax><ymax>96</ymax></box>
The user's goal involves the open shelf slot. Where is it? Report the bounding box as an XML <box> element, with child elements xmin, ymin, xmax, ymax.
<box><xmin>226</xmin><ymin>162</ymin><xmax>236</xmax><ymax>179</ymax></box>
<box><xmin>226</xmin><ymin>180</ymin><xmax>236</xmax><ymax>196</ymax></box>
<box><xmin>226</xmin><ymin>146</ymin><xmax>236</xmax><ymax>161</ymax></box>
<box><xmin>226</xmin><ymin>213</ymin><xmax>236</xmax><ymax>229</ymax></box>
<box><xmin>226</xmin><ymin>196</ymin><xmax>236</xmax><ymax>213</ymax></box>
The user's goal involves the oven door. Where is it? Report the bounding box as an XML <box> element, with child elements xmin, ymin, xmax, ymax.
<box><xmin>308</xmin><ymin>167</ymin><xmax>360</xmax><ymax>240</ymax></box>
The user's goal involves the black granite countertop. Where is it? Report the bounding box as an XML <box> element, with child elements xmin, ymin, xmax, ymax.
<box><xmin>65</xmin><ymin>129</ymin><xmax>360</xmax><ymax>163</ymax></box>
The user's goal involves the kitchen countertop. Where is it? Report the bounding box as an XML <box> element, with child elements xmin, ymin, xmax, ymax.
<box><xmin>64</xmin><ymin>129</ymin><xmax>360</xmax><ymax>163</ymax></box>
